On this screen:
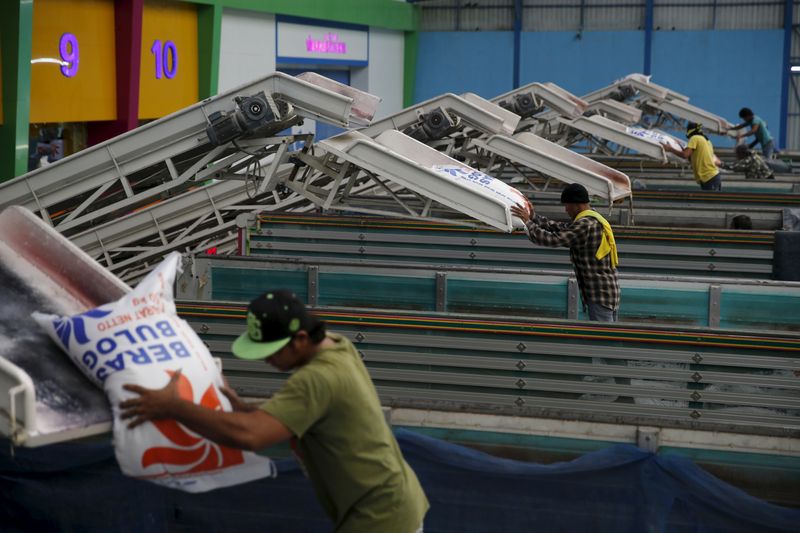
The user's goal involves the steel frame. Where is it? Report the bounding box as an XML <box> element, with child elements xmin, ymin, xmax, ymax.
<box><xmin>0</xmin><ymin>73</ymin><xmax>383</xmax><ymax>279</ymax></box>
<box><xmin>246</xmin><ymin>214</ymin><xmax>776</xmax><ymax>278</ymax></box>
<box><xmin>179</xmin><ymin>254</ymin><xmax>800</xmax><ymax>331</ymax></box>
<box><xmin>179</xmin><ymin>302</ymin><xmax>800</xmax><ymax>436</ymax></box>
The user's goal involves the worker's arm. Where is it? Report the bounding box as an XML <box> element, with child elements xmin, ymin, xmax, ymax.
<box><xmin>528</xmin><ymin>217</ymin><xmax>591</xmax><ymax>249</ymax></box>
<box><xmin>221</xmin><ymin>381</ymin><xmax>261</xmax><ymax>412</ymax></box>
<box><xmin>119</xmin><ymin>371</ymin><xmax>292</xmax><ymax>451</ymax></box>
<box><xmin>511</xmin><ymin>203</ymin><xmax>568</xmax><ymax>233</ymax></box>
<box><xmin>662</xmin><ymin>142</ymin><xmax>693</xmax><ymax>159</ymax></box>
<box><xmin>735</xmin><ymin>123</ymin><xmax>759</xmax><ymax>140</ymax></box>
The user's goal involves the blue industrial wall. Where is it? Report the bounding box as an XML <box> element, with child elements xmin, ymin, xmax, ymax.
<box><xmin>416</xmin><ymin>30</ymin><xmax>783</xmax><ymax>145</ymax></box>
<box><xmin>651</xmin><ymin>30</ymin><xmax>783</xmax><ymax>142</ymax></box>
<box><xmin>519</xmin><ymin>31</ymin><xmax>645</xmax><ymax>97</ymax></box>
<box><xmin>415</xmin><ymin>32</ymin><xmax>514</xmax><ymax>101</ymax></box>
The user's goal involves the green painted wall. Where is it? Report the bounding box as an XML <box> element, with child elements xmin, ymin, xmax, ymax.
<box><xmin>0</xmin><ymin>1</ymin><xmax>33</xmax><ymax>182</ymax></box>
<box><xmin>180</xmin><ymin>0</ymin><xmax>418</xmax><ymax>31</ymax></box>
<box><xmin>197</xmin><ymin>3</ymin><xmax>222</xmax><ymax>99</ymax></box>
<box><xmin>403</xmin><ymin>31</ymin><xmax>418</xmax><ymax>107</ymax></box>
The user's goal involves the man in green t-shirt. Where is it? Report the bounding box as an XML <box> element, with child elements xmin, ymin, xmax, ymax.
<box><xmin>120</xmin><ymin>290</ymin><xmax>429</xmax><ymax>532</ymax></box>
<box><xmin>662</xmin><ymin>122</ymin><xmax>722</xmax><ymax>191</ymax></box>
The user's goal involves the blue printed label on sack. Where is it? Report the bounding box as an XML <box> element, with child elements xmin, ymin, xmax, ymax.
<box><xmin>431</xmin><ymin>165</ymin><xmax>528</xmax><ymax>207</ymax></box>
<box><xmin>76</xmin><ymin>320</ymin><xmax>190</xmax><ymax>383</ymax></box>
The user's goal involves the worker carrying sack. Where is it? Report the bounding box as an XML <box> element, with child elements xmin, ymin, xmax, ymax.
<box><xmin>32</xmin><ymin>252</ymin><xmax>276</xmax><ymax>492</ymax></box>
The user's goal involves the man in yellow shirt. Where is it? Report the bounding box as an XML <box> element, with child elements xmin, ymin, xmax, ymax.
<box><xmin>663</xmin><ymin>122</ymin><xmax>721</xmax><ymax>191</ymax></box>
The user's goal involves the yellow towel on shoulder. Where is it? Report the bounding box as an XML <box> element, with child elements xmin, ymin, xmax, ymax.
<box><xmin>574</xmin><ymin>210</ymin><xmax>619</xmax><ymax>268</ymax></box>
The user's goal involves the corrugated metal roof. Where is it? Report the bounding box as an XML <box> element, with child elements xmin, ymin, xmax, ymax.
<box><xmin>787</xmin><ymin>3</ymin><xmax>800</xmax><ymax>149</ymax></box>
<box><xmin>420</xmin><ymin>0</ymin><xmax>783</xmax><ymax>32</ymax></box>
<box><xmin>584</xmin><ymin>0</ymin><xmax>645</xmax><ymax>31</ymax></box>
<box><xmin>461</xmin><ymin>0</ymin><xmax>514</xmax><ymax>31</ymax></box>
<box><xmin>523</xmin><ymin>0</ymin><xmax>582</xmax><ymax>32</ymax></box>
<box><xmin>787</xmin><ymin>75</ymin><xmax>800</xmax><ymax>150</ymax></box>
<box><xmin>714</xmin><ymin>1</ymin><xmax>783</xmax><ymax>30</ymax></box>
<box><xmin>419</xmin><ymin>0</ymin><xmax>461</xmax><ymax>32</ymax></box>
<box><xmin>419</xmin><ymin>0</ymin><xmax>514</xmax><ymax>31</ymax></box>
<box><xmin>654</xmin><ymin>1</ymin><xmax>714</xmax><ymax>30</ymax></box>
<box><xmin>523</xmin><ymin>0</ymin><xmax>645</xmax><ymax>32</ymax></box>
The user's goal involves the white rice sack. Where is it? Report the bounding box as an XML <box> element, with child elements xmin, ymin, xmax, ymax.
<box><xmin>430</xmin><ymin>164</ymin><xmax>531</xmax><ymax>228</ymax></box>
<box><xmin>625</xmin><ymin>127</ymin><xmax>687</xmax><ymax>162</ymax></box>
<box><xmin>33</xmin><ymin>252</ymin><xmax>275</xmax><ymax>492</ymax></box>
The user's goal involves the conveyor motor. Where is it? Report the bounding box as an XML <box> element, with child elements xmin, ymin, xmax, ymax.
<box><xmin>497</xmin><ymin>92</ymin><xmax>542</xmax><ymax>118</ymax></box>
<box><xmin>405</xmin><ymin>106</ymin><xmax>461</xmax><ymax>142</ymax></box>
<box><xmin>206</xmin><ymin>92</ymin><xmax>291</xmax><ymax>146</ymax></box>
<box><xmin>608</xmin><ymin>85</ymin><xmax>637</xmax><ymax>103</ymax></box>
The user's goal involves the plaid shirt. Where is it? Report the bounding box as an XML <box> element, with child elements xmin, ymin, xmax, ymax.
<box><xmin>727</xmin><ymin>154</ymin><xmax>774</xmax><ymax>180</ymax></box>
<box><xmin>525</xmin><ymin>214</ymin><xmax>620</xmax><ymax>310</ymax></box>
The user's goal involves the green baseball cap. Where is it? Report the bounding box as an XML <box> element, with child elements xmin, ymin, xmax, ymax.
<box><xmin>232</xmin><ymin>290</ymin><xmax>313</xmax><ymax>360</ymax></box>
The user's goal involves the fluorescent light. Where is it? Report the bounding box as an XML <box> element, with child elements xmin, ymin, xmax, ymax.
<box><xmin>31</xmin><ymin>58</ymin><xmax>69</xmax><ymax>66</ymax></box>
<box><xmin>791</xmin><ymin>65</ymin><xmax>800</xmax><ymax>72</ymax></box>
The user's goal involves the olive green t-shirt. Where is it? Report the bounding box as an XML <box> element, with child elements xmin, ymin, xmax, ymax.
<box><xmin>261</xmin><ymin>334</ymin><xmax>429</xmax><ymax>533</ymax></box>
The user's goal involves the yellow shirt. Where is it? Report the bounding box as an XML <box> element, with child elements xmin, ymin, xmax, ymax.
<box><xmin>686</xmin><ymin>135</ymin><xmax>718</xmax><ymax>183</ymax></box>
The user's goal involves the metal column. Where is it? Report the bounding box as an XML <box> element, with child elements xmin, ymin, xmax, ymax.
<box><xmin>643</xmin><ymin>0</ymin><xmax>654</xmax><ymax>76</ymax></box>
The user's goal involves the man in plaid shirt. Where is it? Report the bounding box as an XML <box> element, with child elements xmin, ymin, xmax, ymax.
<box><xmin>511</xmin><ymin>183</ymin><xmax>620</xmax><ymax>322</ymax></box>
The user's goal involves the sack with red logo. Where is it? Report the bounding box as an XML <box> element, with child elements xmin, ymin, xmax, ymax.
<box><xmin>33</xmin><ymin>252</ymin><xmax>276</xmax><ymax>492</ymax></box>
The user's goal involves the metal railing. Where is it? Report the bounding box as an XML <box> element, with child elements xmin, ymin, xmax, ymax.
<box><xmin>178</xmin><ymin>302</ymin><xmax>800</xmax><ymax>436</ymax></box>
<box><xmin>246</xmin><ymin>214</ymin><xmax>775</xmax><ymax>278</ymax></box>
<box><xmin>179</xmin><ymin>255</ymin><xmax>800</xmax><ymax>331</ymax></box>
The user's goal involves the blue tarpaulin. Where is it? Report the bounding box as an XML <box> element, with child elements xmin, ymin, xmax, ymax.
<box><xmin>1</xmin><ymin>428</ymin><xmax>798</xmax><ymax>532</ymax></box>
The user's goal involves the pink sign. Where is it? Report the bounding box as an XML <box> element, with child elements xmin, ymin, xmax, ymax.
<box><xmin>305</xmin><ymin>33</ymin><xmax>347</xmax><ymax>55</ymax></box>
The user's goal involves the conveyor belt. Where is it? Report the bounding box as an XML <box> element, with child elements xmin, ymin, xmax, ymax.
<box><xmin>0</xmin><ymin>206</ymin><xmax>127</xmax><ymax>446</ymax></box>
<box><xmin>0</xmin><ymin>73</ymin><xmax>382</xmax><ymax>279</ymax></box>
<box><xmin>351</xmin><ymin>92</ymin><xmax>632</xmax><ymax>205</ymax></box>
<box><xmin>0</xmin><ymin>263</ymin><xmax>109</xmax><ymax>438</ymax></box>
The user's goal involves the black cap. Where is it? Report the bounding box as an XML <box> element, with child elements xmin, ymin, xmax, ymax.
<box><xmin>560</xmin><ymin>183</ymin><xmax>590</xmax><ymax>204</ymax></box>
<box><xmin>686</xmin><ymin>122</ymin><xmax>703</xmax><ymax>137</ymax></box>
<box><xmin>232</xmin><ymin>290</ymin><xmax>318</xmax><ymax>360</ymax></box>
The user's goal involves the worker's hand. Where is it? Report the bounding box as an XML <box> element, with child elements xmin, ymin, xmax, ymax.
<box><xmin>221</xmin><ymin>382</ymin><xmax>257</xmax><ymax>413</ymax></box>
<box><xmin>510</xmin><ymin>203</ymin><xmax>532</xmax><ymax>224</ymax></box>
<box><xmin>119</xmin><ymin>369</ymin><xmax>183</xmax><ymax>429</ymax></box>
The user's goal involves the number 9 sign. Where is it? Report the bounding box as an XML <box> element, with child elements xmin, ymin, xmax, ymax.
<box><xmin>59</xmin><ymin>33</ymin><xmax>79</xmax><ymax>78</ymax></box>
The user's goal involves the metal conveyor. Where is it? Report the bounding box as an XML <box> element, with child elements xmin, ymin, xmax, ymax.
<box><xmin>0</xmin><ymin>207</ymin><xmax>127</xmax><ymax>446</ymax></box>
<box><xmin>353</xmin><ymin>91</ymin><xmax>632</xmax><ymax>205</ymax></box>
<box><xmin>581</xmin><ymin>73</ymin><xmax>733</xmax><ymax>135</ymax></box>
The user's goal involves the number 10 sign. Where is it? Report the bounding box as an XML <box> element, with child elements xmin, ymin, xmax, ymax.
<box><xmin>150</xmin><ymin>39</ymin><xmax>178</xmax><ymax>79</ymax></box>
